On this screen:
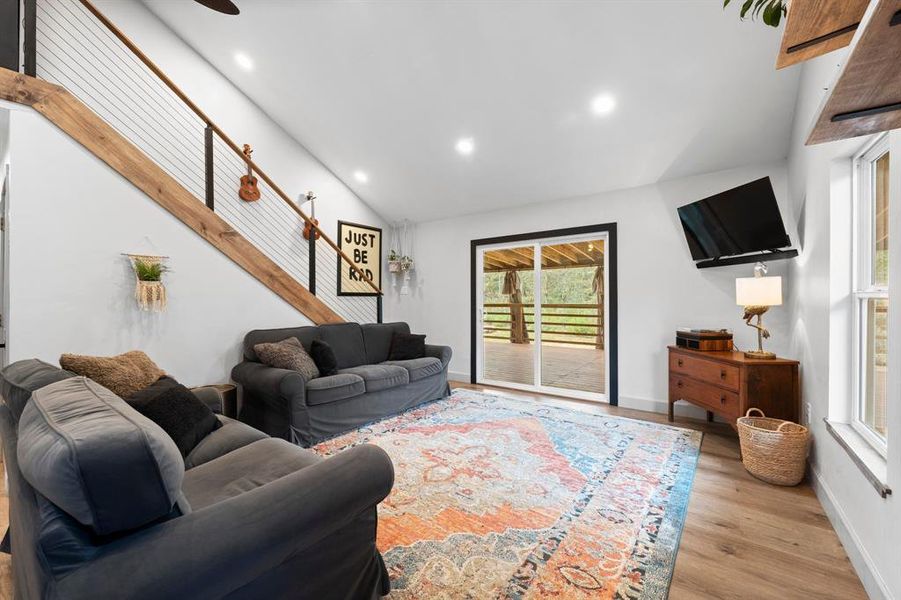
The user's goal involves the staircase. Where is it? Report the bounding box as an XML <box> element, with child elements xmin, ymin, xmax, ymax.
<box><xmin>2</xmin><ymin>0</ymin><xmax>382</xmax><ymax>325</ymax></box>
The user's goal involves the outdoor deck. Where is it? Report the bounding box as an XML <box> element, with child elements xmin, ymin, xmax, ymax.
<box><xmin>482</xmin><ymin>339</ymin><xmax>605</xmax><ymax>395</ymax></box>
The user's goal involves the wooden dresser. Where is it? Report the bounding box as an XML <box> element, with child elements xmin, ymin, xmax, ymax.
<box><xmin>668</xmin><ymin>346</ymin><xmax>800</xmax><ymax>426</ymax></box>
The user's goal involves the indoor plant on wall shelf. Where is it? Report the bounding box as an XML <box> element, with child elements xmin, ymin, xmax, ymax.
<box><xmin>127</xmin><ymin>254</ymin><xmax>169</xmax><ymax>312</ymax></box>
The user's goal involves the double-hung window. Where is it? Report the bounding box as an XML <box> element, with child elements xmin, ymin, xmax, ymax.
<box><xmin>852</xmin><ymin>136</ymin><xmax>890</xmax><ymax>454</ymax></box>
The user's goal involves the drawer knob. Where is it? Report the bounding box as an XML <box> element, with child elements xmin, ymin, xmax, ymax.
<box><xmin>677</xmin><ymin>380</ymin><xmax>683</xmax><ymax>388</ymax></box>
<box><xmin>720</xmin><ymin>369</ymin><xmax>727</xmax><ymax>379</ymax></box>
<box><xmin>677</xmin><ymin>359</ymin><xmax>684</xmax><ymax>367</ymax></box>
<box><xmin>720</xmin><ymin>395</ymin><xmax>726</xmax><ymax>404</ymax></box>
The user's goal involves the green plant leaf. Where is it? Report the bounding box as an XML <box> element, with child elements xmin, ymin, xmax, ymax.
<box><xmin>724</xmin><ymin>0</ymin><xmax>732</xmax><ymax>6</ymax></box>
<box><xmin>740</xmin><ymin>0</ymin><xmax>754</xmax><ymax>18</ymax></box>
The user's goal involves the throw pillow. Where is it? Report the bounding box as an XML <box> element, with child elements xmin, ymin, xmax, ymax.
<box><xmin>310</xmin><ymin>339</ymin><xmax>338</xmax><ymax>376</ymax></box>
<box><xmin>388</xmin><ymin>333</ymin><xmax>426</xmax><ymax>361</ymax></box>
<box><xmin>254</xmin><ymin>337</ymin><xmax>320</xmax><ymax>380</ymax></box>
<box><xmin>60</xmin><ymin>350</ymin><xmax>165</xmax><ymax>398</ymax></box>
<box><xmin>127</xmin><ymin>376</ymin><xmax>221</xmax><ymax>458</ymax></box>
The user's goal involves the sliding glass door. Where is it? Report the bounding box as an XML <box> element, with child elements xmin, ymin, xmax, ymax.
<box><xmin>475</xmin><ymin>232</ymin><xmax>610</xmax><ymax>402</ymax></box>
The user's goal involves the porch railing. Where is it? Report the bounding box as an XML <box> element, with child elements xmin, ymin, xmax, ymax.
<box><xmin>482</xmin><ymin>303</ymin><xmax>604</xmax><ymax>349</ymax></box>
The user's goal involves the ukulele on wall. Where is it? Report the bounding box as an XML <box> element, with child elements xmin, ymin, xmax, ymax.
<box><xmin>302</xmin><ymin>191</ymin><xmax>321</xmax><ymax>240</ymax></box>
<box><xmin>238</xmin><ymin>144</ymin><xmax>261</xmax><ymax>202</ymax></box>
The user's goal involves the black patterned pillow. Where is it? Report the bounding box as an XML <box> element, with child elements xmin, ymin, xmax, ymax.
<box><xmin>254</xmin><ymin>337</ymin><xmax>320</xmax><ymax>380</ymax></box>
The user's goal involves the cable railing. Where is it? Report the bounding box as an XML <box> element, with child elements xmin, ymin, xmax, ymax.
<box><xmin>29</xmin><ymin>0</ymin><xmax>380</xmax><ymax>324</ymax></box>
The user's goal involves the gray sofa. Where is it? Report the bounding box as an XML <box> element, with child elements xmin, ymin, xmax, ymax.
<box><xmin>0</xmin><ymin>359</ymin><xmax>394</xmax><ymax>600</ymax></box>
<box><xmin>232</xmin><ymin>322</ymin><xmax>452</xmax><ymax>447</ymax></box>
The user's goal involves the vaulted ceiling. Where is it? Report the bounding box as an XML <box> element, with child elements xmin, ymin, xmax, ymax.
<box><xmin>142</xmin><ymin>0</ymin><xmax>800</xmax><ymax>223</ymax></box>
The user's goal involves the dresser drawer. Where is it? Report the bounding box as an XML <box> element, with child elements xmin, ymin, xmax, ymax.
<box><xmin>669</xmin><ymin>374</ymin><xmax>740</xmax><ymax>418</ymax></box>
<box><xmin>669</xmin><ymin>352</ymin><xmax>740</xmax><ymax>391</ymax></box>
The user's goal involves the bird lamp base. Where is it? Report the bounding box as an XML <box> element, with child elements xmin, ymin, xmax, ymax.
<box><xmin>744</xmin><ymin>350</ymin><xmax>776</xmax><ymax>360</ymax></box>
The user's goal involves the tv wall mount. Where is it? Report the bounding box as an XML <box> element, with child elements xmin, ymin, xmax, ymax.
<box><xmin>695</xmin><ymin>248</ymin><xmax>798</xmax><ymax>269</ymax></box>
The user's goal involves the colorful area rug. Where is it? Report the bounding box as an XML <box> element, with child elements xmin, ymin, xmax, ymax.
<box><xmin>314</xmin><ymin>390</ymin><xmax>702</xmax><ymax>599</ymax></box>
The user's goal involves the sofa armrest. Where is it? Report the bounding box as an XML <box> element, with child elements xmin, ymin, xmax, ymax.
<box><xmin>231</xmin><ymin>361</ymin><xmax>307</xmax><ymax>405</ymax></box>
<box><xmin>190</xmin><ymin>386</ymin><xmax>224</xmax><ymax>414</ymax></box>
<box><xmin>424</xmin><ymin>344</ymin><xmax>452</xmax><ymax>368</ymax></box>
<box><xmin>56</xmin><ymin>444</ymin><xmax>395</xmax><ymax>600</ymax></box>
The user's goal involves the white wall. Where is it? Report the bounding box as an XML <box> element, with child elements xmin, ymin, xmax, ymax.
<box><xmin>787</xmin><ymin>51</ymin><xmax>900</xmax><ymax>600</ymax></box>
<box><xmin>91</xmin><ymin>0</ymin><xmax>387</xmax><ymax>244</ymax></box>
<box><xmin>4</xmin><ymin>107</ymin><xmax>313</xmax><ymax>385</ymax></box>
<box><xmin>385</xmin><ymin>162</ymin><xmax>795</xmax><ymax>416</ymax></box>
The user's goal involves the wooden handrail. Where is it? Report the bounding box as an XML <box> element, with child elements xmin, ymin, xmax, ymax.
<box><xmin>78</xmin><ymin>0</ymin><xmax>381</xmax><ymax>295</ymax></box>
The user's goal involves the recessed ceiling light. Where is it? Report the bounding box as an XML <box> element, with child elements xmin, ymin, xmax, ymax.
<box><xmin>234</xmin><ymin>52</ymin><xmax>254</xmax><ymax>71</ymax></box>
<box><xmin>353</xmin><ymin>170</ymin><xmax>369</xmax><ymax>183</ymax></box>
<box><xmin>590</xmin><ymin>94</ymin><xmax>616</xmax><ymax>116</ymax></box>
<box><xmin>455</xmin><ymin>137</ymin><xmax>475</xmax><ymax>156</ymax></box>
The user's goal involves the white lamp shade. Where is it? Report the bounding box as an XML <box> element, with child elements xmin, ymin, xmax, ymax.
<box><xmin>736</xmin><ymin>276</ymin><xmax>782</xmax><ymax>306</ymax></box>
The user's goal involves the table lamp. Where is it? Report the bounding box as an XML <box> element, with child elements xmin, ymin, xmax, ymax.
<box><xmin>735</xmin><ymin>263</ymin><xmax>782</xmax><ymax>359</ymax></box>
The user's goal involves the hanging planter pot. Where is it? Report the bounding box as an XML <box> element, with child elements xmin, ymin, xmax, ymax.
<box><xmin>126</xmin><ymin>254</ymin><xmax>169</xmax><ymax>312</ymax></box>
<box><xmin>388</xmin><ymin>260</ymin><xmax>401</xmax><ymax>273</ymax></box>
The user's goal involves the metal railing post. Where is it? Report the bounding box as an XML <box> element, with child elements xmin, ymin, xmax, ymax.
<box><xmin>23</xmin><ymin>0</ymin><xmax>36</xmax><ymax>76</ymax></box>
<box><xmin>204</xmin><ymin>124</ymin><xmax>214</xmax><ymax>210</ymax></box>
<box><xmin>308</xmin><ymin>236</ymin><xmax>316</xmax><ymax>295</ymax></box>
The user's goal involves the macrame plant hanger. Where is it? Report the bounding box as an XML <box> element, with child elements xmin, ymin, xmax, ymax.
<box><xmin>124</xmin><ymin>253</ymin><xmax>169</xmax><ymax>312</ymax></box>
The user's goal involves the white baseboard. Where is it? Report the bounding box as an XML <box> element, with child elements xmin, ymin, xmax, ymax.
<box><xmin>809</xmin><ymin>464</ymin><xmax>892</xmax><ymax>600</ymax></box>
<box><xmin>448</xmin><ymin>370</ymin><xmax>469</xmax><ymax>383</ymax></box>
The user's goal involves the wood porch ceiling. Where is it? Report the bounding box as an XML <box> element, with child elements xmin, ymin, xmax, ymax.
<box><xmin>483</xmin><ymin>241</ymin><xmax>604</xmax><ymax>272</ymax></box>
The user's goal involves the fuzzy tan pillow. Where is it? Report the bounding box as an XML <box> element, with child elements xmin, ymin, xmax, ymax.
<box><xmin>59</xmin><ymin>351</ymin><xmax>165</xmax><ymax>398</ymax></box>
<box><xmin>254</xmin><ymin>337</ymin><xmax>320</xmax><ymax>381</ymax></box>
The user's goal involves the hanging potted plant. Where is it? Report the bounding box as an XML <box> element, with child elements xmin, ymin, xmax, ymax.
<box><xmin>388</xmin><ymin>249</ymin><xmax>402</xmax><ymax>272</ymax></box>
<box><xmin>129</xmin><ymin>255</ymin><xmax>169</xmax><ymax>312</ymax></box>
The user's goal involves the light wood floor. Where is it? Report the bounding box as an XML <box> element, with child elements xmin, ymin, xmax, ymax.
<box><xmin>455</xmin><ymin>382</ymin><xmax>867</xmax><ymax>600</ymax></box>
<box><xmin>0</xmin><ymin>385</ymin><xmax>866</xmax><ymax>600</ymax></box>
<box><xmin>483</xmin><ymin>339</ymin><xmax>606</xmax><ymax>394</ymax></box>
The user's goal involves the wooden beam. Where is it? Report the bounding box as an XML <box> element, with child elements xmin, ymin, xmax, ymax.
<box><xmin>807</xmin><ymin>0</ymin><xmax>901</xmax><ymax>145</ymax></box>
<box><xmin>0</xmin><ymin>68</ymin><xmax>343</xmax><ymax>324</ymax></box>
<box><xmin>484</xmin><ymin>251</ymin><xmax>521</xmax><ymax>269</ymax></box>
<box><xmin>567</xmin><ymin>243</ymin><xmax>596</xmax><ymax>263</ymax></box>
<box><xmin>542</xmin><ymin>245</ymin><xmax>573</xmax><ymax>265</ymax></box>
<box><xmin>776</xmin><ymin>0</ymin><xmax>869</xmax><ymax>69</ymax></box>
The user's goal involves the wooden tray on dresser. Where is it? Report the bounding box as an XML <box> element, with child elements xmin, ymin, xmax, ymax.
<box><xmin>667</xmin><ymin>346</ymin><xmax>800</xmax><ymax>428</ymax></box>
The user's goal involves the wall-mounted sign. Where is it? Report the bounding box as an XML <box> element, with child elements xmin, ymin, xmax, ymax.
<box><xmin>337</xmin><ymin>220</ymin><xmax>382</xmax><ymax>296</ymax></box>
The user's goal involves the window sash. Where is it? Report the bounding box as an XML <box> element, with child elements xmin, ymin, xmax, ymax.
<box><xmin>851</xmin><ymin>135</ymin><xmax>890</xmax><ymax>455</ymax></box>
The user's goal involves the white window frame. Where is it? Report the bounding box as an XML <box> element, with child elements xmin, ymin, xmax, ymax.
<box><xmin>851</xmin><ymin>134</ymin><xmax>890</xmax><ymax>456</ymax></box>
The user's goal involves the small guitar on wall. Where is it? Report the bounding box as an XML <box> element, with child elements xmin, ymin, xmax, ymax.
<box><xmin>302</xmin><ymin>191</ymin><xmax>321</xmax><ymax>240</ymax></box>
<box><xmin>238</xmin><ymin>144</ymin><xmax>261</xmax><ymax>202</ymax></box>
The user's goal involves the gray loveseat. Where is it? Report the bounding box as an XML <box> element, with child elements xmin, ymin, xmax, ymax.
<box><xmin>232</xmin><ymin>322</ymin><xmax>452</xmax><ymax>447</ymax></box>
<box><xmin>0</xmin><ymin>359</ymin><xmax>394</xmax><ymax>600</ymax></box>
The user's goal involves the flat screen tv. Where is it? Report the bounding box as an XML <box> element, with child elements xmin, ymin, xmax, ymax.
<box><xmin>677</xmin><ymin>177</ymin><xmax>795</xmax><ymax>268</ymax></box>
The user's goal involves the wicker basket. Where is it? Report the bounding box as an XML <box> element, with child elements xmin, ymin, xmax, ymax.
<box><xmin>737</xmin><ymin>408</ymin><xmax>810</xmax><ymax>486</ymax></box>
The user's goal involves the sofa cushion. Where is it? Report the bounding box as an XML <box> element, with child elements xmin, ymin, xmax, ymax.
<box><xmin>310</xmin><ymin>340</ymin><xmax>339</xmax><ymax>376</ymax></box>
<box><xmin>306</xmin><ymin>374</ymin><xmax>365</xmax><ymax>406</ymax></box>
<box><xmin>243</xmin><ymin>326</ymin><xmax>321</xmax><ymax>362</ymax></box>
<box><xmin>126</xmin><ymin>377</ymin><xmax>222</xmax><ymax>458</ymax></box>
<box><xmin>338</xmin><ymin>364</ymin><xmax>409</xmax><ymax>393</ymax></box>
<box><xmin>388</xmin><ymin>333</ymin><xmax>426</xmax><ymax>361</ymax></box>
<box><xmin>182</xmin><ymin>438</ymin><xmax>320</xmax><ymax>510</ymax></box>
<box><xmin>185</xmin><ymin>415</ymin><xmax>269</xmax><ymax>469</ymax></box>
<box><xmin>254</xmin><ymin>337</ymin><xmax>319</xmax><ymax>380</ymax></box>
<box><xmin>382</xmin><ymin>357</ymin><xmax>444</xmax><ymax>382</ymax></box>
<box><xmin>59</xmin><ymin>350</ymin><xmax>164</xmax><ymax>398</ymax></box>
<box><xmin>318</xmin><ymin>323</ymin><xmax>367</xmax><ymax>369</ymax></box>
<box><xmin>18</xmin><ymin>377</ymin><xmax>186</xmax><ymax>536</ymax></box>
<box><xmin>361</xmin><ymin>322</ymin><xmax>411</xmax><ymax>364</ymax></box>
<box><xmin>0</xmin><ymin>359</ymin><xmax>75</xmax><ymax>423</ymax></box>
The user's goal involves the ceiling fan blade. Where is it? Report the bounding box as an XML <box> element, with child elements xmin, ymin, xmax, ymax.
<box><xmin>193</xmin><ymin>0</ymin><xmax>240</xmax><ymax>15</ymax></box>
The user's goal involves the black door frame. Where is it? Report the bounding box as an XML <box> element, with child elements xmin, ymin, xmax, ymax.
<box><xmin>470</xmin><ymin>222</ymin><xmax>618</xmax><ymax>405</ymax></box>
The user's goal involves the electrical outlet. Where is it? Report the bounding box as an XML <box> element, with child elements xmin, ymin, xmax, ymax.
<box><xmin>805</xmin><ymin>402</ymin><xmax>812</xmax><ymax>425</ymax></box>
